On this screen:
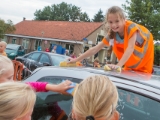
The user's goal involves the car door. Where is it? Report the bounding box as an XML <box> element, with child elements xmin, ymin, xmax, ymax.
<box><xmin>24</xmin><ymin>52</ymin><xmax>41</xmax><ymax>71</ymax></box>
<box><xmin>38</xmin><ymin>53</ymin><xmax>52</xmax><ymax>66</ymax></box>
<box><xmin>17</xmin><ymin>46</ymin><xmax>25</xmax><ymax>56</ymax></box>
<box><xmin>31</xmin><ymin>76</ymin><xmax>160</xmax><ymax>120</ymax></box>
<box><xmin>32</xmin><ymin>76</ymin><xmax>81</xmax><ymax>120</ymax></box>
<box><xmin>117</xmin><ymin>88</ymin><xmax>160</xmax><ymax>120</ymax></box>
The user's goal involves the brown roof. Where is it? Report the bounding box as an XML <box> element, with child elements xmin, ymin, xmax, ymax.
<box><xmin>14</xmin><ymin>20</ymin><xmax>102</xmax><ymax>41</ymax></box>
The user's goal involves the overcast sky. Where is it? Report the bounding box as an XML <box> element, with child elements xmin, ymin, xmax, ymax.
<box><xmin>0</xmin><ymin>0</ymin><xmax>127</xmax><ymax>24</ymax></box>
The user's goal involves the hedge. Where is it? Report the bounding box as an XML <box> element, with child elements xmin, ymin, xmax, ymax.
<box><xmin>154</xmin><ymin>45</ymin><xmax>160</xmax><ymax>66</ymax></box>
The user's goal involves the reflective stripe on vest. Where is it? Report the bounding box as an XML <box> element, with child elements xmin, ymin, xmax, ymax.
<box><xmin>128</xmin><ymin>23</ymin><xmax>150</xmax><ymax>40</ymax></box>
<box><xmin>127</xmin><ymin>23</ymin><xmax>151</xmax><ymax>68</ymax></box>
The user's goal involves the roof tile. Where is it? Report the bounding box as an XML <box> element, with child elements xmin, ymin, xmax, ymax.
<box><xmin>14</xmin><ymin>20</ymin><xmax>102</xmax><ymax>41</ymax></box>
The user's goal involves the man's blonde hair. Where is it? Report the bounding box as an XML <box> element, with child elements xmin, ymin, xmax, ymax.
<box><xmin>0</xmin><ymin>82</ymin><xmax>36</xmax><ymax>120</ymax></box>
<box><xmin>73</xmin><ymin>75</ymin><xmax>118</xmax><ymax>120</ymax></box>
<box><xmin>0</xmin><ymin>55</ymin><xmax>13</xmax><ymax>76</ymax></box>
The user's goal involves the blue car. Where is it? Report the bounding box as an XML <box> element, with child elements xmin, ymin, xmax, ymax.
<box><xmin>6</xmin><ymin>44</ymin><xmax>25</xmax><ymax>59</ymax></box>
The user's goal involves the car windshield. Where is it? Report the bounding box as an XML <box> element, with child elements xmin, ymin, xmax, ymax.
<box><xmin>50</xmin><ymin>55</ymin><xmax>68</xmax><ymax>66</ymax></box>
<box><xmin>6</xmin><ymin>45</ymin><xmax>19</xmax><ymax>50</ymax></box>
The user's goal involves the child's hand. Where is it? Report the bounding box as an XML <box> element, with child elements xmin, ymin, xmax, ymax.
<box><xmin>67</xmin><ymin>57</ymin><xmax>77</xmax><ymax>64</ymax></box>
<box><xmin>55</xmin><ymin>80</ymin><xmax>74</xmax><ymax>94</ymax></box>
<box><xmin>107</xmin><ymin>64</ymin><xmax>120</xmax><ymax>70</ymax></box>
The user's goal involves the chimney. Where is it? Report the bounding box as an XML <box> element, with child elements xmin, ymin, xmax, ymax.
<box><xmin>23</xmin><ymin>17</ymin><xmax>26</xmax><ymax>21</ymax></box>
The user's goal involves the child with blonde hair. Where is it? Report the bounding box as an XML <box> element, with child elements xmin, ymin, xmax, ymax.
<box><xmin>0</xmin><ymin>55</ymin><xmax>73</xmax><ymax>94</ymax></box>
<box><xmin>69</xmin><ymin>6</ymin><xmax>154</xmax><ymax>73</ymax></box>
<box><xmin>70</xmin><ymin>75</ymin><xmax>119</xmax><ymax>120</ymax></box>
<box><xmin>0</xmin><ymin>82</ymin><xmax>36</xmax><ymax>120</ymax></box>
<box><xmin>0</xmin><ymin>41</ymin><xmax>7</xmax><ymax>56</ymax></box>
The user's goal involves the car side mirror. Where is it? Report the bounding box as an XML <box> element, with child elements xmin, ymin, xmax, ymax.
<box><xmin>43</xmin><ymin>62</ymin><xmax>51</xmax><ymax>66</ymax></box>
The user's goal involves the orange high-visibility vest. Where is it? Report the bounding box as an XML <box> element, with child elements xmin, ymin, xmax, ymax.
<box><xmin>102</xmin><ymin>20</ymin><xmax>154</xmax><ymax>73</ymax></box>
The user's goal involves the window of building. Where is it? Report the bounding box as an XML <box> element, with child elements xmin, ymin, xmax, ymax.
<box><xmin>12</xmin><ymin>38</ymin><xmax>16</xmax><ymax>44</ymax></box>
<box><xmin>34</xmin><ymin>40</ymin><xmax>42</xmax><ymax>50</ymax></box>
<box><xmin>66</xmin><ymin>44</ymin><xmax>74</xmax><ymax>54</ymax></box>
<box><xmin>96</xmin><ymin>35</ymin><xmax>104</xmax><ymax>44</ymax></box>
<box><xmin>84</xmin><ymin>46</ymin><xmax>89</xmax><ymax>52</ymax></box>
<box><xmin>22</xmin><ymin>39</ymin><xmax>29</xmax><ymax>49</ymax></box>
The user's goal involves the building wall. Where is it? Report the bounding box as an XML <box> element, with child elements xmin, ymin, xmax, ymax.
<box><xmin>3</xmin><ymin>36</ymin><xmax>83</xmax><ymax>56</ymax></box>
<box><xmin>85</xmin><ymin>25</ymin><xmax>108</xmax><ymax>63</ymax></box>
<box><xmin>4</xmin><ymin>24</ymin><xmax>110</xmax><ymax>64</ymax></box>
<box><xmin>87</xmin><ymin>26</ymin><xmax>104</xmax><ymax>45</ymax></box>
<box><xmin>73</xmin><ymin>44</ymin><xmax>83</xmax><ymax>57</ymax></box>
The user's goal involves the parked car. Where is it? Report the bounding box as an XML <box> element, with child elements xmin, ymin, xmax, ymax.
<box><xmin>153</xmin><ymin>66</ymin><xmax>160</xmax><ymax>75</ymax></box>
<box><xmin>16</xmin><ymin>51</ymin><xmax>91</xmax><ymax>72</ymax></box>
<box><xmin>6</xmin><ymin>44</ymin><xmax>25</xmax><ymax>59</ymax></box>
<box><xmin>24</xmin><ymin>67</ymin><xmax>160</xmax><ymax>120</ymax></box>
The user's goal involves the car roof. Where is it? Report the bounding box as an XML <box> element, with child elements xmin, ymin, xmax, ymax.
<box><xmin>27</xmin><ymin>66</ymin><xmax>160</xmax><ymax>88</ymax></box>
<box><xmin>27</xmin><ymin>51</ymin><xmax>69</xmax><ymax>57</ymax></box>
<box><xmin>7</xmin><ymin>44</ymin><xmax>21</xmax><ymax>47</ymax></box>
<box><xmin>25</xmin><ymin>66</ymin><xmax>160</xmax><ymax>100</ymax></box>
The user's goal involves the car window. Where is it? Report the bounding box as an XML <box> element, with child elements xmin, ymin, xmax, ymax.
<box><xmin>6</xmin><ymin>45</ymin><xmax>19</xmax><ymax>50</ymax></box>
<box><xmin>29</xmin><ymin>53</ymin><xmax>41</xmax><ymax>61</ymax></box>
<box><xmin>32</xmin><ymin>76</ymin><xmax>160</xmax><ymax>120</ymax></box>
<box><xmin>39</xmin><ymin>54</ymin><xmax>51</xmax><ymax>64</ymax></box>
<box><xmin>21</xmin><ymin>46</ymin><xmax>24</xmax><ymax>49</ymax></box>
<box><xmin>117</xmin><ymin>89</ymin><xmax>160</xmax><ymax>120</ymax></box>
<box><xmin>51</xmin><ymin>55</ymin><xmax>68</xmax><ymax>66</ymax></box>
<box><xmin>18</xmin><ymin>46</ymin><xmax>22</xmax><ymax>50</ymax></box>
<box><xmin>24</xmin><ymin>53</ymin><xmax>32</xmax><ymax>59</ymax></box>
<box><xmin>32</xmin><ymin>76</ymin><xmax>82</xmax><ymax>120</ymax></box>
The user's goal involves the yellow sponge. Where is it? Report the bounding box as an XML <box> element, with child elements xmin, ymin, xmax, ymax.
<box><xmin>116</xmin><ymin>67</ymin><xmax>121</xmax><ymax>72</ymax></box>
<box><xmin>104</xmin><ymin>65</ymin><xmax>121</xmax><ymax>72</ymax></box>
<box><xmin>104</xmin><ymin>65</ymin><xmax>112</xmax><ymax>71</ymax></box>
<box><xmin>59</xmin><ymin>61</ymin><xmax>77</xmax><ymax>67</ymax></box>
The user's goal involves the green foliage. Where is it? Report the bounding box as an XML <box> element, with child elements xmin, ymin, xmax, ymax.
<box><xmin>80</xmin><ymin>12</ymin><xmax>90</xmax><ymax>22</ymax></box>
<box><xmin>154</xmin><ymin>45</ymin><xmax>160</xmax><ymax>65</ymax></box>
<box><xmin>92</xmin><ymin>9</ymin><xmax>104</xmax><ymax>22</ymax></box>
<box><xmin>122</xmin><ymin>0</ymin><xmax>160</xmax><ymax>40</ymax></box>
<box><xmin>0</xmin><ymin>19</ymin><xmax>15</xmax><ymax>38</ymax></box>
<box><xmin>34</xmin><ymin>2</ymin><xmax>90</xmax><ymax>22</ymax></box>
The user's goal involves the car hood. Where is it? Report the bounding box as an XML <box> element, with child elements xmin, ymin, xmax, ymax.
<box><xmin>5</xmin><ymin>49</ymin><xmax>17</xmax><ymax>54</ymax></box>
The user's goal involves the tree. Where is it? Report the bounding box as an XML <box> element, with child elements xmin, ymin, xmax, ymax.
<box><xmin>34</xmin><ymin>2</ymin><xmax>90</xmax><ymax>22</ymax></box>
<box><xmin>154</xmin><ymin>45</ymin><xmax>160</xmax><ymax>65</ymax></box>
<box><xmin>34</xmin><ymin>6</ymin><xmax>52</xmax><ymax>20</ymax></box>
<box><xmin>0</xmin><ymin>19</ymin><xmax>15</xmax><ymax>38</ymax></box>
<box><xmin>80</xmin><ymin>12</ymin><xmax>90</xmax><ymax>22</ymax></box>
<box><xmin>122</xmin><ymin>0</ymin><xmax>160</xmax><ymax>40</ymax></box>
<box><xmin>92</xmin><ymin>9</ymin><xmax>104</xmax><ymax>22</ymax></box>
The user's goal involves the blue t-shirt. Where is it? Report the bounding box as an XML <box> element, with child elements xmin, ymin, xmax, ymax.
<box><xmin>116</xmin><ymin>33</ymin><xmax>124</xmax><ymax>43</ymax></box>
